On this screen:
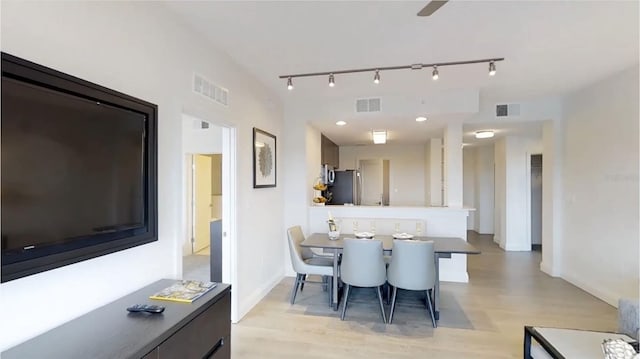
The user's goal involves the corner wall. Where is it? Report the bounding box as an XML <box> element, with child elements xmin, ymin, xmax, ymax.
<box><xmin>561</xmin><ymin>64</ymin><xmax>639</xmax><ymax>305</ymax></box>
<box><xmin>0</xmin><ymin>1</ymin><xmax>285</xmax><ymax>349</ymax></box>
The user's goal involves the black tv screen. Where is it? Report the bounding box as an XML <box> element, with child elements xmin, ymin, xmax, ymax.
<box><xmin>1</xmin><ymin>53</ymin><xmax>158</xmax><ymax>282</ymax></box>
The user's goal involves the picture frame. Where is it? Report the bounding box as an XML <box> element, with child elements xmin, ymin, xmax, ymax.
<box><xmin>253</xmin><ymin>127</ymin><xmax>276</xmax><ymax>188</ymax></box>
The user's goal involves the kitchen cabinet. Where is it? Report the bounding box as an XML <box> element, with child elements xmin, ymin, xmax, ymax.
<box><xmin>321</xmin><ymin>134</ymin><xmax>339</xmax><ymax>168</ymax></box>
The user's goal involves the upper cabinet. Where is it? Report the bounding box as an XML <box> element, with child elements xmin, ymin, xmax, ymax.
<box><xmin>321</xmin><ymin>134</ymin><xmax>339</xmax><ymax>168</ymax></box>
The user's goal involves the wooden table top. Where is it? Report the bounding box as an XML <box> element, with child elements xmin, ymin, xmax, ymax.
<box><xmin>302</xmin><ymin>233</ymin><xmax>480</xmax><ymax>254</ymax></box>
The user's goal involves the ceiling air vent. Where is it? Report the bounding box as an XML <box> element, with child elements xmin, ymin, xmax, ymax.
<box><xmin>496</xmin><ymin>103</ymin><xmax>520</xmax><ymax>117</ymax></box>
<box><xmin>356</xmin><ymin>98</ymin><xmax>381</xmax><ymax>113</ymax></box>
<box><xmin>193</xmin><ymin>73</ymin><xmax>229</xmax><ymax>107</ymax></box>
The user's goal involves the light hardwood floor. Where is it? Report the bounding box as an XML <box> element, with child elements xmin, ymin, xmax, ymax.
<box><xmin>230</xmin><ymin>232</ymin><xmax>617</xmax><ymax>358</ymax></box>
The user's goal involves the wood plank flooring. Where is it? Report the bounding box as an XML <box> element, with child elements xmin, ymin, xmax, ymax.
<box><xmin>230</xmin><ymin>232</ymin><xmax>617</xmax><ymax>358</ymax></box>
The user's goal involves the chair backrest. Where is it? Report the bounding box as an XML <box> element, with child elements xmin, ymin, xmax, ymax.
<box><xmin>287</xmin><ymin>226</ymin><xmax>316</xmax><ymax>273</ymax></box>
<box><xmin>340</xmin><ymin>238</ymin><xmax>386</xmax><ymax>287</ymax></box>
<box><xmin>387</xmin><ymin>239</ymin><xmax>436</xmax><ymax>291</ymax></box>
<box><xmin>287</xmin><ymin>226</ymin><xmax>315</xmax><ymax>260</ymax></box>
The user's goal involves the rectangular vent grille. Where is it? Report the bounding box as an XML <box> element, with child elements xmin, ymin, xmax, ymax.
<box><xmin>194</xmin><ymin>73</ymin><xmax>229</xmax><ymax>106</ymax></box>
<box><xmin>496</xmin><ymin>103</ymin><xmax>520</xmax><ymax>117</ymax></box>
<box><xmin>356</xmin><ymin>98</ymin><xmax>381</xmax><ymax>113</ymax></box>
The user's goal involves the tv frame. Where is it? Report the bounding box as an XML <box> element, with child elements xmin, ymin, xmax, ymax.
<box><xmin>1</xmin><ymin>52</ymin><xmax>158</xmax><ymax>283</ymax></box>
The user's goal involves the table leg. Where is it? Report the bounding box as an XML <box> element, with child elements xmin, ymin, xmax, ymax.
<box><xmin>332</xmin><ymin>249</ymin><xmax>339</xmax><ymax>311</ymax></box>
<box><xmin>524</xmin><ymin>327</ymin><xmax>532</xmax><ymax>359</ymax></box>
<box><xmin>434</xmin><ymin>254</ymin><xmax>440</xmax><ymax>321</ymax></box>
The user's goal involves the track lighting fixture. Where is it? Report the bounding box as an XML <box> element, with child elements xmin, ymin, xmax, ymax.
<box><xmin>279</xmin><ymin>57</ymin><xmax>504</xmax><ymax>89</ymax></box>
<box><xmin>432</xmin><ymin>66</ymin><xmax>439</xmax><ymax>80</ymax></box>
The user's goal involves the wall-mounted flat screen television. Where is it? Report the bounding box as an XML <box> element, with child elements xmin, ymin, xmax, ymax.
<box><xmin>1</xmin><ymin>53</ymin><xmax>158</xmax><ymax>282</ymax></box>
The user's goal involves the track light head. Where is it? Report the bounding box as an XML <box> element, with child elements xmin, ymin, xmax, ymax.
<box><xmin>489</xmin><ymin>61</ymin><xmax>496</xmax><ymax>76</ymax></box>
<box><xmin>287</xmin><ymin>77</ymin><xmax>293</xmax><ymax>90</ymax></box>
<box><xmin>373</xmin><ymin>70</ymin><xmax>380</xmax><ymax>84</ymax></box>
<box><xmin>432</xmin><ymin>66</ymin><xmax>439</xmax><ymax>80</ymax></box>
<box><xmin>328</xmin><ymin>73</ymin><xmax>335</xmax><ymax>87</ymax></box>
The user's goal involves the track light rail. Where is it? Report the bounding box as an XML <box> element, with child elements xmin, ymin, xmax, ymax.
<box><xmin>278</xmin><ymin>57</ymin><xmax>504</xmax><ymax>79</ymax></box>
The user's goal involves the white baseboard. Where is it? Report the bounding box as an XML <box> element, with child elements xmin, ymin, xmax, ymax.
<box><xmin>235</xmin><ymin>271</ymin><xmax>285</xmax><ymax>322</ymax></box>
<box><xmin>440</xmin><ymin>271</ymin><xmax>469</xmax><ymax>283</ymax></box>
<box><xmin>562</xmin><ymin>271</ymin><xmax>618</xmax><ymax>308</ymax></box>
<box><xmin>540</xmin><ymin>261</ymin><xmax>560</xmax><ymax>277</ymax></box>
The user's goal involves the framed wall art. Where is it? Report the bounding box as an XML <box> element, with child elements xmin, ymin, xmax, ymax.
<box><xmin>253</xmin><ymin>127</ymin><xmax>276</xmax><ymax>188</ymax></box>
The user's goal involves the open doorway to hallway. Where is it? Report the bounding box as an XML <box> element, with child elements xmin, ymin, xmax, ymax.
<box><xmin>531</xmin><ymin>154</ymin><xmax>543</xmax><ymax>252</ymax></box>
<box><xmin>181</xmin><ymin>114</ymin><xmax>237</xmax><ymax>313</ymax></box>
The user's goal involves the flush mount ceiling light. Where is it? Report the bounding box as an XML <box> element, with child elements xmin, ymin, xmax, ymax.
<box><xmin>475</xmin><ymin>130</ymin><xmax>495</xmax><ymax>139</ymax></box>
<box><xmin>336</xmin><ymin>120</ymin><xmax>347</xmax><ymax>126</ymax></box>
<box><xmin>287</xmin><ymin>77</ymin><xmax>293</xmax><ymax>90</ymax></box>
<box><xmin>416</xmin><ymin>116</ymin><xmax>427</xmax><ymax>122</ymax></box>
<box><xmin>372</xmin><ymin>130</ymin><xmax>387</xmax><ymax>144</ymax></box>
<box><xmin>279</xmin><ymin>57</ymin><xmax>504</xmax><ymax>90</ymax></box>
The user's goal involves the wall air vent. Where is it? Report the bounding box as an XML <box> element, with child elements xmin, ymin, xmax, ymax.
<box><xmin>496</xmin><ymin>103</ymin><xmax>521</xmax><ymax>117</ymax></box>
<box><xmin>193</xmin><ymin>73</ymin><xmax>229</xmax><ymax>106</ymax></box>
<box><xmin>356</xmin><ymin>98</ymin><xmax>381</xmax><ymax>113</ymax></box>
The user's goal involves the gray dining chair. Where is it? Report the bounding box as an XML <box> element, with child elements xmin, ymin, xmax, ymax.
<box><xmin>387</xmin><ymin>239</ymin><xmax>437</xmax><ymax>327</ymax></box>
<box><xmin>287</xmin><ymin>226</ymin><xmax>334</xmax><ymax>306</ymax></box>
<box><xmin>340</xmin><ymin>238</ymin><xmax>387</xmax><ymax>323</ymax></box>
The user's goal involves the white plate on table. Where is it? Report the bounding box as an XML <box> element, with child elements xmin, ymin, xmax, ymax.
<box><xmin>354</xmin><ymin>232</ymin><xmax>375</xmax><ymax>239</ymax></box>
<box><xmin>392</xmin><ymin>232</ymin><xmax>414</xmax><ymax>239</ymax></box>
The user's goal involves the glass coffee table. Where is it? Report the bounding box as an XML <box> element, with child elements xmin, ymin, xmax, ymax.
<box><xmin>524</xmin><ymin>326</ymin><xmax>637</xmax><ymax>358</ymax></box>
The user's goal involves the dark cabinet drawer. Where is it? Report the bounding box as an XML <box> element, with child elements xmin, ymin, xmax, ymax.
<box><xmin>157</xmin><ymin>292</ymin><xmax>231</xmax><ymax>359</ymax></box>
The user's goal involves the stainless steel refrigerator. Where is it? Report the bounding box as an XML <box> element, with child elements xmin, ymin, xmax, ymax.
<box><xmin>327</xmin><ymin>170</ymin><xmax>361</xmax><ymax>205</ymax></box>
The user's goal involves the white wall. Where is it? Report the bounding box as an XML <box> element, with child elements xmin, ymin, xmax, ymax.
<box><xmin>0</xmin><ymin>1</ymin><xmax>285</xmax><ymax>349</ymax></box>
<box><xmin>340</xmin><ymin>144</ymin><xmax>426</xmax><ymax>206</ymax></box>
<box><xmin>182</xmin><ymin>114</ymin><xmax>223</xmax><ymax>154</ymax></box>
<box><xmin>473</xmin><ymin>144</ymin><xmax>495</xmax><ymax>234</ymax></box>
<box><xmin>463</xmin><ymin>147</ymin><xmax>476</xmax><ymax>229</ymax></box>
<box><xmin>560</xmin><ymin>64</ymin><xmax>639</xmax><ymax>305</ymax></box>
<box><xmin>541</xmin><ymin>119</ymin><xmax>564</xmax><ymax>276</ymax></box>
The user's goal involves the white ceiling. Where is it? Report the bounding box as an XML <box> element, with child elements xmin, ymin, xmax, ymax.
<box><xmin>165</xmin><ymin>1</ymin><xmax>639</xmax><ymax>145</ymax></box>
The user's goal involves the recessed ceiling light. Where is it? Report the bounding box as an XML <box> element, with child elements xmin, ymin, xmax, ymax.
<box><xmin>336</xmin><ymin>121</ymin><xmax>347</xmax><ymax>126</ymax></box>
<box><xmin>372</xmin><ymin>130</ymin><xmax>387</xmax><ymax>144</ymax></box>
<box><xmin>475</xmin><ymin>130</ymin><xmax>495</xmax><ymax>139</ymax></box>
<box><xmin>416</xmin><ymin>116</ymin><xmax>427</xmax><ymax>122</ymax></box>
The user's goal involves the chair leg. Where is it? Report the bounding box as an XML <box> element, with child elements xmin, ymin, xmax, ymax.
<box><xmin>376</xmin><ymin>286</ymin><xmax>387</xmax><ymax>324</ymax></box>
<box><xmin>426</xmin><ymin>289</ymin><xmax>437</xmax><ymax>328</ymax></box>
<box><xmin>300</xmin><ymin>274</ymin><xmax>307</xmax><ymax>291</ymax></box>
<box><xmin>290</xmin><ymin>274</ymin><xmax>302</xmax><ymax>305</ymax></box>
<box><xmin>388</xmin><ymin>286</ymin><xmax>398</xmax><ymax>324</ymax></box>
<box><xmin>322</xmin><ymin>276</ymin><xmax>328</xmax><ymax>292</ymax></box>
<box><xmin>340</xmin><ymin>284</ymin><xmax>351</xmax><ymax>320</ymax></box>
<box><xmin>385</xmin><ymin>282</ymin><xmax>390</xmax><ymax>305</ymax></box>
<box><xmin>328</xmin><ymin>276</ymin><xmax>333</xmax><ymax>307</ymax></box>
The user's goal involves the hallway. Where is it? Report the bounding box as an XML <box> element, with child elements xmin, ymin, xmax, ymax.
<box><xmin>231</xmin><ymin>232</ymin><xmax>617</xmax><ymax>358</ymax></box>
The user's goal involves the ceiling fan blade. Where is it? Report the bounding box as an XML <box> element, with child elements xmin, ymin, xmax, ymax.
<box><xmin>417</xmin><ymin>0</ymin><xmax>449</xmax><ymax>16</ymax></box>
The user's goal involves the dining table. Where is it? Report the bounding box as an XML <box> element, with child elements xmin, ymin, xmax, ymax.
<box><xmin>300</xmin><ymin>233</ymin><xmax>481</xmax><ymax>320</ymax></box>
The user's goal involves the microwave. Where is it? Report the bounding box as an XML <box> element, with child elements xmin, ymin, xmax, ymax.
<box><xmin>322</xmin><ymin>164</ymin><xmax>335</xmax><ymax>185</ymax></box>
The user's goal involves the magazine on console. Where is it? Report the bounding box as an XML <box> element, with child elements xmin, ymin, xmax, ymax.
<box><xmin>149</xmin><ymin>280</ymin><xmax>217</xmax><ymax>303</ymax></box>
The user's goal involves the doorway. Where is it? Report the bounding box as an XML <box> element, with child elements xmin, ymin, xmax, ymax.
<box><xmin>358</xmin><ymin>159</ymin><xmax>389</xmax><ymax>206</ymax></box>
<box><xmin>530</xmin><ymin>154</ymin><xmax>543</xmax><ymax>251</ymax></box>
<box><xmin>181</xmin><ymin>113</ymin><xmax>238</xmax><ymax>321</ymax></box>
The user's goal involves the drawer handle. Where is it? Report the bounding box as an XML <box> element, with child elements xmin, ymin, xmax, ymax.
<box><xmin>203</xmin><ymin>337</ymin><xmax>224</xmax><ymax>359</ymax></box>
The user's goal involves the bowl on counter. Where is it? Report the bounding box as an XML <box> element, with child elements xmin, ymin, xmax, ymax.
<box><xmin>354</xmin><ymin>231</ymin><xmax>375</xmax><ymax>239</ymax></box>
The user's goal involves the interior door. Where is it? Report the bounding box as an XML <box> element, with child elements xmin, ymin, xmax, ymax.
<box><xmin>359</xmin><ymin>159</ymin><xmax>383</xmax><ymax>205</ymax></box>
<box><xmin>194</xmin><ymin>154</ymin><xmax>212</xmax><ymax>253</ymax></box>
